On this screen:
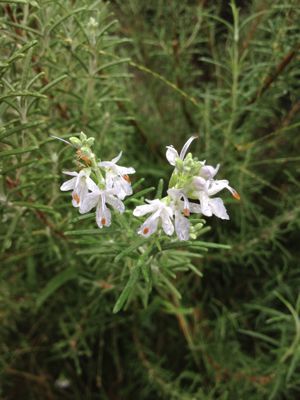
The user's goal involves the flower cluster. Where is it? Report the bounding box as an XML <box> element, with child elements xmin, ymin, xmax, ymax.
<box><xmin>60</xmin><ymin>132</ymin><xmax>135</xmax><ymax>228</ymax></box>
<box><xmin>133</xmin><ymin>137</ymin><xmax>240</xmax><ymax>241</ymax></box>
<box><xmin>59</xmin><ymin>134</ymin><xmax>239</xmax><ymax>241</ymax></box>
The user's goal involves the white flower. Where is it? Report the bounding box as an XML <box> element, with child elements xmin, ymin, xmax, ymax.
<box><xmin>198</xmin><ymin>191</ymin><xmax>229</xmax><ymax>219</ymax></box>
<box><xmin>99</xmin><ymin>152</ymin><xmax>135</xmax><ymax>200</ymax></box>
<box><xmin>168</xmin><ymin>188</ymin><xmax>202</xmax><ymax>241</ymax></box>
<box><xmin>194</xmin><ymin>175</ymin><xmax>239</xmax><ymax>199</ymax></box>
<box><xmin>199</xmin><ymin>162</ymin><xmax>220</xmax><ymax>179</ymax></box>
<box><xmin>60</xmin><ymin>170</ymin><xmax>98</xmax><ymax>208</ymax></box>
<box><xmin>195</xmin><ymin>180</ymin><xmax>239</xmax><ymax>220</ymax></box>
<box><xmin>166</xmin><ymin>136</ymin><xmax>197</xmax><ymax>166</ymax></box>
<box><xmin>133</xmin><ymin>199</ymin><xmax>174</xmax><ymax>237</ymax></box>
<box><xmin>80</xmin><ymin>186</ymin><xmax>125</xmax><ymax>228</ymax></box>
<box><xmin>190</xmin><ymin>158</ymin><xmax>240</xmax><ymax>220</ymax></box>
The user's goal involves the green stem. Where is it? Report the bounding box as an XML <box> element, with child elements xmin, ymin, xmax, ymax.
<box><xmin>224</xmin><ymin>1</ymin><xmax>239</xmax><ymax>152</ymax></box>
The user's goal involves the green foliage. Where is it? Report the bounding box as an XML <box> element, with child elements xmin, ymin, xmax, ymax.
<box><xmin>1</xmin><ymin>0</ymin><xmax>300</xmax><ymax>399</ymax></box>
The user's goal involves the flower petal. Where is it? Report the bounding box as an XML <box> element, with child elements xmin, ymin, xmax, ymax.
<box><xmin>116</xmin><ymin>166</ymin><xmax>136</xmax><ymax>175</ymax></box>
<box><xmin>209</xmin><ymin>197</ymin><xmax>229</xmax><ymax>220</ymax></box>
<box><xmin>192</xmin><ymin>176</ymin><xmax>206</xmax><ymax>191</ymax></box>
<box><xmin>105</xmin><ymin>171</ymin><xmax>115</xmax><ymax>190</ymax></box>
<box><xmin>207</xmin><ymin>179</ymin><xmax>229</xmax><ymax>196</ymax></box>
<box><xmin>95</xmin><ymin>197</ymin><xmax>111</xmax><ymax>228</ymax></box>
<box><xmin>166</xmin><ymin>146</ymin><xmax>179</xmax><ymax>166</ymax></box>
<box><xmin>86</xmin><ymin>176</ymin><xmax>99</xmax><ymax>192</ymax></box>
<box><xmin>133</xmin><ymin>203</ymin><xmax>157</xmax><ymax>217</ymax></box>
<box><xmin>79</xmin><ymin>192</ymin><xmax>99</xmax><ymax>214</ymax></box>
<box><xmin>99</xmin><ymin>161</ymin><xmax>114</xmax><ymax>168</ymax></box>
<box><xmin>138</xmin><ymin>214</ymin><xmax>159</xmax><ymax>237</ymax></box>
<box><xmin>201</xmin><ymin>164</ymin><xmax>220</xmax><ymax>179</ymax></box>
<box><xmin>73</xmin><ymin>181</ymin><xmax>90</xmax><ymax>208</ymax></box>
<box><xmin>199</xmin><ymin>192</ymin><xmax>213</xmax><ymax>217</ymax></box>
<box><xmin>189</xmin><ymin>202</ymin><xmax>202</xmax><ymax>214</ymax></box>
<box><xmin>62</xmin><ymin>171</ymin><xmax>78</xmax><ymax>177</ymax></box>
<box><xmin>167</xmin><ymin>188</ymin><xmax>181</xmax><ymax>199</ymax></box>
<box><xmin>161</xmin><ymin>210</ymin><xmax>174</xmax><ymax>236</ymax></box>
<box><xmin>60</xmin><ymin>177</ymin><xmax>76</xmax><ymax>191</ymax></box>
<box><xmin>113</xmin><ymin>177</ymin><xmax>132</xmax><ymax>200</ymax></box>
<box><xmin>175</xmin><ymin>211</ymin><xmax>190</xmax><ymax>241</ymax></box>
<box><xmin>106</xmin><ymin>193</ymin><xmax>125</xmax><ymax>213</ymax></box>
<box><xmin>111</xmin><ymin>151</ymin><xmax>123</xmax><ymax>164</ymax></box>
<box><xmin>179</xmin><ymin>136</ymin><xmax>197</xmax><ymax>160</ymax></box>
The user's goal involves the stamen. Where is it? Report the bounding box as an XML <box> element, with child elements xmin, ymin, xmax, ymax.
<box><xmin>183</xmin><ymin>208</ymin><xmax>190</xmax><ymax>217</ymax></box>
<box><xmin>123</xmin><ymin>174</ymin><xmax>131</xmax><ymax>183</ymax></box>
<box><xmin>232</xmin><ymin>189</ymin><xmax>241</xmax><ymax>200</ymax></box>
<box><xmin>101</xmin><ymin>218</ymin><xmax>106</xmax><ymax>225</ymax></box>
<box><xmin>72</xmin><ymin>193</ymin><xmax>80</xmax><ymax>204</ymax></box>
<box><xmin>143</xmin><ymin>227</ymin><xmax>149</xmax><ymax>235</ymax></box>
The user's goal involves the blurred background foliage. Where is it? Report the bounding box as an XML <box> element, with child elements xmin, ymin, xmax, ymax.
<box><xmin>1</xmin><ymin>0</ymin><xmax>300</xmax><ymax>398</ymax></box>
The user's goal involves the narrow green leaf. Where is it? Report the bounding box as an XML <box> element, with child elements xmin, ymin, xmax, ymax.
<box><xmin>36</xmin><ymin>267</ymin><xmax>77</xmax><ymax>309</ymax></box>
<box><xmin>96</xmin><ymin>59</ymin><xmax>130</xmax><ymax>74</ymax></box>
<box><xmin>97</xmin><ymin>20</ymin><xmax>118</xmax><ymax>38</ymax></box>
<box><xmin>115</xmin><ymin>238</ymin><xmax>145</xmax><ymax>262</ymax></box>
<box><xmin>21</xmin><ymin>46</ymin><xmax>35</xmax><ymax>90</ymax></box>
<box><xmin>0</xmin><ymin>146</ymin><xmax>38</xmax><ymax>158</ymax></box>
<box><xmin>39</xmin><ymin>74</ymin><xmax>68</xmax><ymax>94</ymax></box>
<box><xmin>238</xmin><ymin>329</ymin><xmax>278</xmax><ymax>346</ymax></box>
<box><xmin>48</xmin><ymin>8</ymin><xmax>90</xmax><ymax>34</ymax></box>
<box><xmin>1</xmin><ymin>160</ymin><xmax>36</xmax><ymax>174</ymax></box>
<box><xmin>12</xmin><ymin>202</ymin><xmax>56</xmax><ymax>214</ymax></box>
<box><xmin>0</xmin><ymin>92</ymin><xmax>47</xmax><ymax>101</ymax></box>
<box><xmin>186</xmin><ymin>263</ymin><xmax>203</xmax><ymax>278</ymax></box>
<box><xmin>65</xmin><ymin>229</ymin><xmax>105</xmax><ymax>236</ymax></box>
<box><xmin>132</xmin><ymin>177</ymin><xmax>144</xmax><ymax>189</ymax></box>
<box><xmin>0</xmin><ymin>120</ymin><xmax>46</xmax><ymax>141</ymax></box>
<box><xmin>159</xmin><ymin>273</ymin><xmax>182</xmax><ymax>300</ymax></box>
<box><xmin>113</xmin><ymin>264</ymin><xmax>140</xmax><ymax>313</ymax></box>
<box><xmin>125</xmin><ymin>187</ymin><xmax>155</xmax><ymax>201</ymax></box>
<box><xmin>155</xmin><ymin>178</ymin><xmax>164</xmax><ymax>198</ymax></box>
<box><xmin>77</xmin><ymin>248</ymin><xmax>116</xmax><ymax>255</ymax></box>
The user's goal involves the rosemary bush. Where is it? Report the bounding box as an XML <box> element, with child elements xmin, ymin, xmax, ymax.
<box><xmin>1</xmin><ymin>1</ymin><xmax>300</xmax><ymax>399</ymax></box>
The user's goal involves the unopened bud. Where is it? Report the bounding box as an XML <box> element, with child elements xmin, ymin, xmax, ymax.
<box><xmin>79</xmin><ymin>131</ymin><xmax>87</xmax><ymax>142</ymax></box>
<box><xmin>87</xmin><ymin>137</ymin><xmax>95</xmax><ymax>146</ymax></box>
<box><xmin>69</xmin><ymin>137</ymin><xmax>81</xmax><ymax>147</ymax></box>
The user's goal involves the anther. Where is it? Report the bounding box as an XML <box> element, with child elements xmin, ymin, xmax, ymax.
<box><xmin>232</xmin><ymin>190</ymin><xmax>241</xmax><ymax>200</ymax></box>
<box><xmin>143</xmin><ymin>227</ymin><xmax>149</xmax><ymax>235</ymax></box>
<box><xmin>101</xmin><ymin>218</ymin><xmax>106</xmax><ymax>225</ymax></box>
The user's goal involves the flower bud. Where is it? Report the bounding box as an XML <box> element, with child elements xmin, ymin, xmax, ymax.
<box><xmin>192</xmin><ymin>176</ymin><xmax>206</xmax><ymax>190</ymax></box>
<box><xmin>80</xmin><ymin>131</ymin><xmax>87</xmax><ymax>142</ymax></box>
<box><xmin>69</xmin><ymin>137</ymin><xmax>81</xmax><ymax>147</ymax></box>
<box><xmin>87</xmin><ymin>137</ymin><xmax>95</xmax><ymax>147</ymax></box>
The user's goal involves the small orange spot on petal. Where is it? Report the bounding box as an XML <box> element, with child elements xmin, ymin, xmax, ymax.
<box><xmin>101</xmin><ymin>218</ymin><xmax>106</xmax><ymax>225</ymax></box>
<box><xmin>183</xmin><ymin>208</ymin><xmax>190</xmax><ymax>217</ymax></box>
<box><xmin>123</xmin><ymin>174</ymin><xmax>131</xmax><ymax>183</ymax></box>
<box><xmin>143</xmin><ymin>227</ymin><xmax>149</xmax><ymax>235</ymax></box>
<box><xmin>232</xmin><ymin>190</ymin><xmax>241</xmax><ymax>200</ymax></box>
<box><xmin>72</xmin><ymin>193</ymin><xmax>80</xmax><ymax>204</ymax></box>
